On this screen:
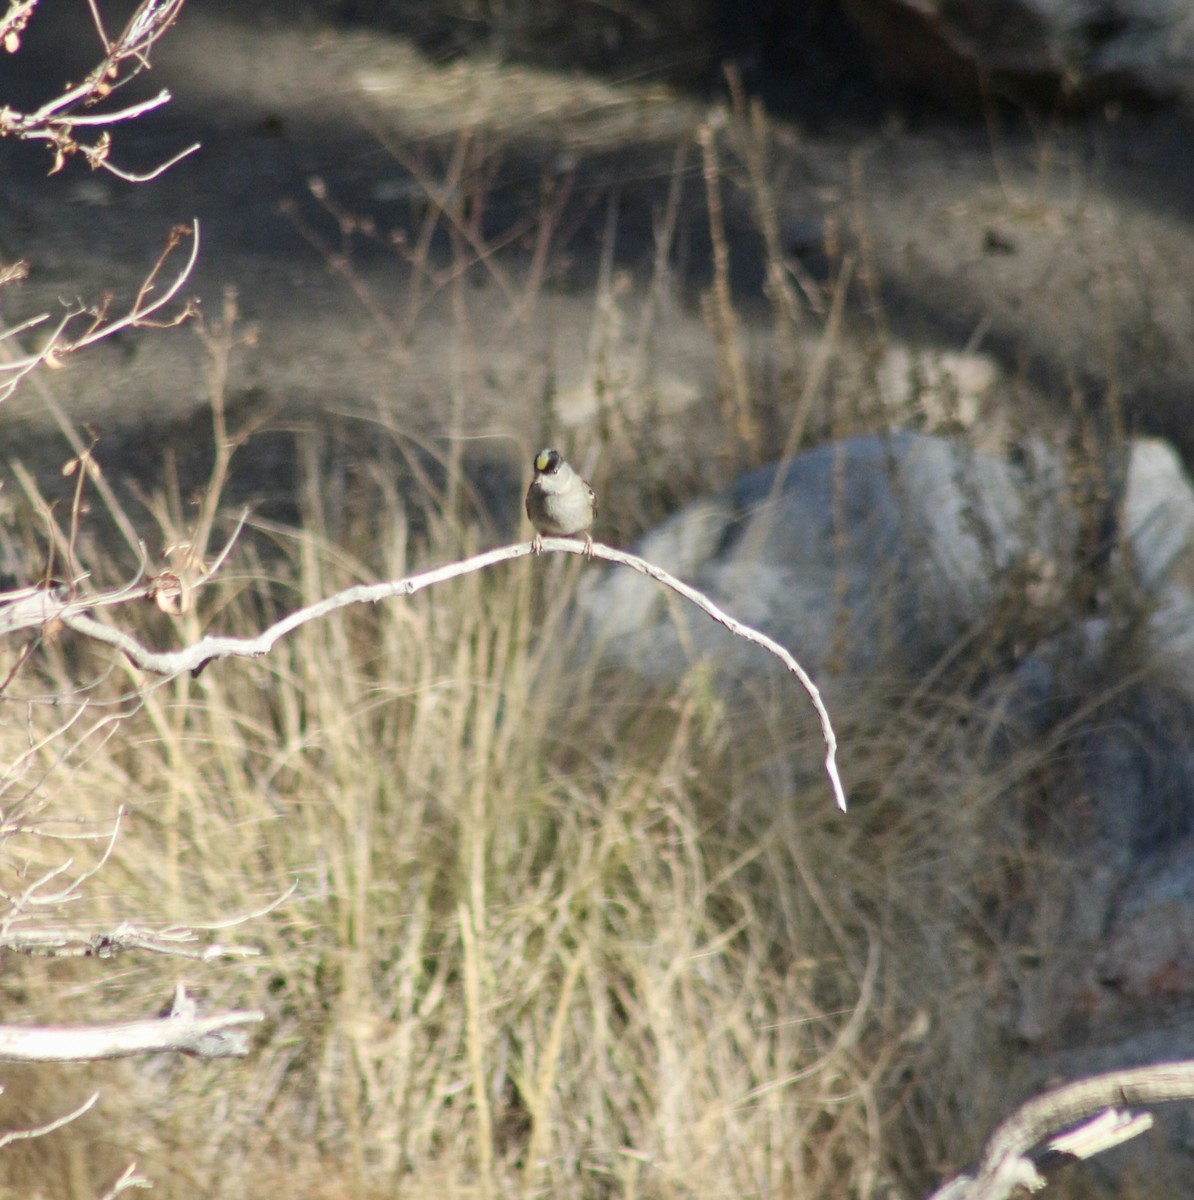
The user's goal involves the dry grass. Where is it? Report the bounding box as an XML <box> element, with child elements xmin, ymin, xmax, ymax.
<box><xmin>0</xmin><ymin>448</ymin><xmax>882</xmax><ymax>1199</ymax></box>
<box><xmin>0</xmin><ymin>56</ymin><xmax>1158</xmax><ymax>1200</ymax></box>
<box><xmin>0</xmin><ymin>421</ymin><xmax>1140</xmax><ymax>1199</ymax></box>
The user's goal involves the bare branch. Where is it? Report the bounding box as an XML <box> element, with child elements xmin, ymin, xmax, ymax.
<box><xmin>927</xmin><ymin>1060</ymin><xmax>1194</xmax><ymax>1200</ymax></box>
<box><xmin>0</xmin><ymin>0</ymin><xmax>193</xmax><ymax>178</ymax></box>
<box><xmin>47</xmin><ymin>90</ymin><xmax>174</xmax><ymax>132</ymax></box>
<box><xmin>0</xmin><ymin>1089</ymin><xmax>99</xmax><ymax>1149</ymax></box>
<box><xmin>0</xmin><ymin>883</ymin><xmax>297</xmax><ymax>960</ymax></box>
<box><xmin>0</xmin><ymin>986</ymin><xmax>263</xmax><ymax>1062</ymax></box>
<box><xmin>0</xmin><ymin>923</ymin><xmax>262</xmax><ymax>961</ymax></box>
<box><xmin>0</xmin><ymin>221</ymin><xmax>200</xmax><ymax>406</ymax></box>
<box><xmin>0</xmin><ymin>809</ymin><xmax>126</xmax><ymax>947</ymax></box>
<box><xmin>0</xmin><ymin>499</ymin><xmax>244</xmax><ymax>643</ymax></box>
<box><xmin>1</xmin><ymin>539</ymin><xmax>846</xmax><ymax>810</ymax></box>
<box><xmin>100</xmin><ymin>139</ymin><xmax>200</xmax><ymax>182</ymax></box>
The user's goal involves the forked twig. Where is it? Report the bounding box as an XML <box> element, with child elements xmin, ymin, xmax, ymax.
<box><xmin>0</xmin><ymin>0</ymin><xmax>193</xmax><ymax>178</ymax></box>
<box><xmin>99</xmin><ymin>1162</ymin><xmax>153</xmax><ymax>1199</ymax></box>
<box><xmin>0</xmin><ymin>221</ymin><xmax>200</xmax><ymax>407</ymax></box>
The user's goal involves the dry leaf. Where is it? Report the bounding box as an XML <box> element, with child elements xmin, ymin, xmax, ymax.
<box><xmin>147</xmin><ymin>572</ymin><xmax>190</xmax><ymax>615</ymax></box>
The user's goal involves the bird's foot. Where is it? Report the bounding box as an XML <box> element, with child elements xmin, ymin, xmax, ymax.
<box><xmin>530</xmin><ymin>533</ymin><xmax>544</xmax><ymax>555</ymax></box>
<box><xmin>582</xmin><ymin>532</ymin><xmax>594</xmax><ymax>558</ymax></box>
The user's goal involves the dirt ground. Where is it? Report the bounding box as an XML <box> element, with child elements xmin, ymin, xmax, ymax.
<box><xmin>2</xmin><ymin>0</ymin><xmax>1194</xmax><ymax>525</ymax></box>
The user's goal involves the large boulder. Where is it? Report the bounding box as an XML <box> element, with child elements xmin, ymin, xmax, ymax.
<box><xmin>584</xmin><ymin>432</ymin><xmax>1088</xmax><ymax>689</ymax></box>
<box><xmin>585</xmin><ymin>432</ymin><xmax>1194</xmax><ymax>691</ymax></box>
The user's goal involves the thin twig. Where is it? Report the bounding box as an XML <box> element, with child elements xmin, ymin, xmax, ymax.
<box><xmin>47</xmin><ymin>90</ymin><xmax>173</xmax><ymax>128</ymax></box>
<box><xmin>0</xmin><ymin>1090</ymin><xmax>99</xmax><ymax>1148</ymax></box>
<box><xmin>101</xmin><ymin>140</ymin><xmax>200</xmax><ymax>182</ymax></box>
<box><xmin>0</xmin><ymin>220</ymin><xmax>200</xmax><ymax>409</ymax></box>
<box><xmin>84</xmin><ymin>0</ymin><xmax>110</xmax><ymax>51</ymax></box>
<box><xmin>99</xmin><ymin>1162</ymin><xmax>153</xmax><ymax>1199</ymax></box>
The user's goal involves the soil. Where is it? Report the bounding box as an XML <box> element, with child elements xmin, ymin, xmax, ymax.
<box><xmin>2</xmin><ymin>0</ymin><xmax>1194</xmax><ymax>527</ymax></box>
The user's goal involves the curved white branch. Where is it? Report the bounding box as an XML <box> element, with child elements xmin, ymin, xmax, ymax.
<box><xmin>928</xmin><ymin>1060</ymin><xmax>1194</xmax><ymax>1200</ymax></box>
<box><xmin>4</xmin><ymin>539</ymin><xmax>847</xmax><ymax>811</ymax></box>
<box><xmin>100</xmin><ymin>140</ymin><xmax>200</xmax><ymax>182</ymax></box>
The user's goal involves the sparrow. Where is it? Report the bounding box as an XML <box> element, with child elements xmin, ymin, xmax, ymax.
<box><xmin>524</xmin><ymin>448</ymin><xmax>597</xmax><ymax>556</ymax></box>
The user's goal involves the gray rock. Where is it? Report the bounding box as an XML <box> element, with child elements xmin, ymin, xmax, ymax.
<box><xmin>583</xmin><ymin>432</ymin><xmax>1082</xmax><ymax>691</ymax></box>
<box><xmin>1122</xmin><ymin>437</ymin><xmax>1194</xmax><ymax>660</ymax></box>
<box><xmin>587</xmin><ymin>431</ymin><xmax>1194</xmax><ymax>1176</ymax></box>
<box><xmin>587</xmin><ymin>433</ymin><xmax>1194</xmax><ymax>696</ymax></box>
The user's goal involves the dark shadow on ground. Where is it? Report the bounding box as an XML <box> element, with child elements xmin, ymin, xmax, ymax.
<box><xmin>3</xmin><ymin>0</ymin><xmax>1194</xmax><ymax>504</ymax></box>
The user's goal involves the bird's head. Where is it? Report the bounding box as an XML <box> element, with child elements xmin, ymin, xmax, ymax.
<box><xmin>534</xmin><ymin>448</ymin><xmax>563</xmax><ymax>474</ymax></box>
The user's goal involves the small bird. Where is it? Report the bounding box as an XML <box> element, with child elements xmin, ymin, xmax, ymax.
<box><xmin>525</xmin><ymin>448</ymin><xmax>597</xmax><ymax>556</ymax></box>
